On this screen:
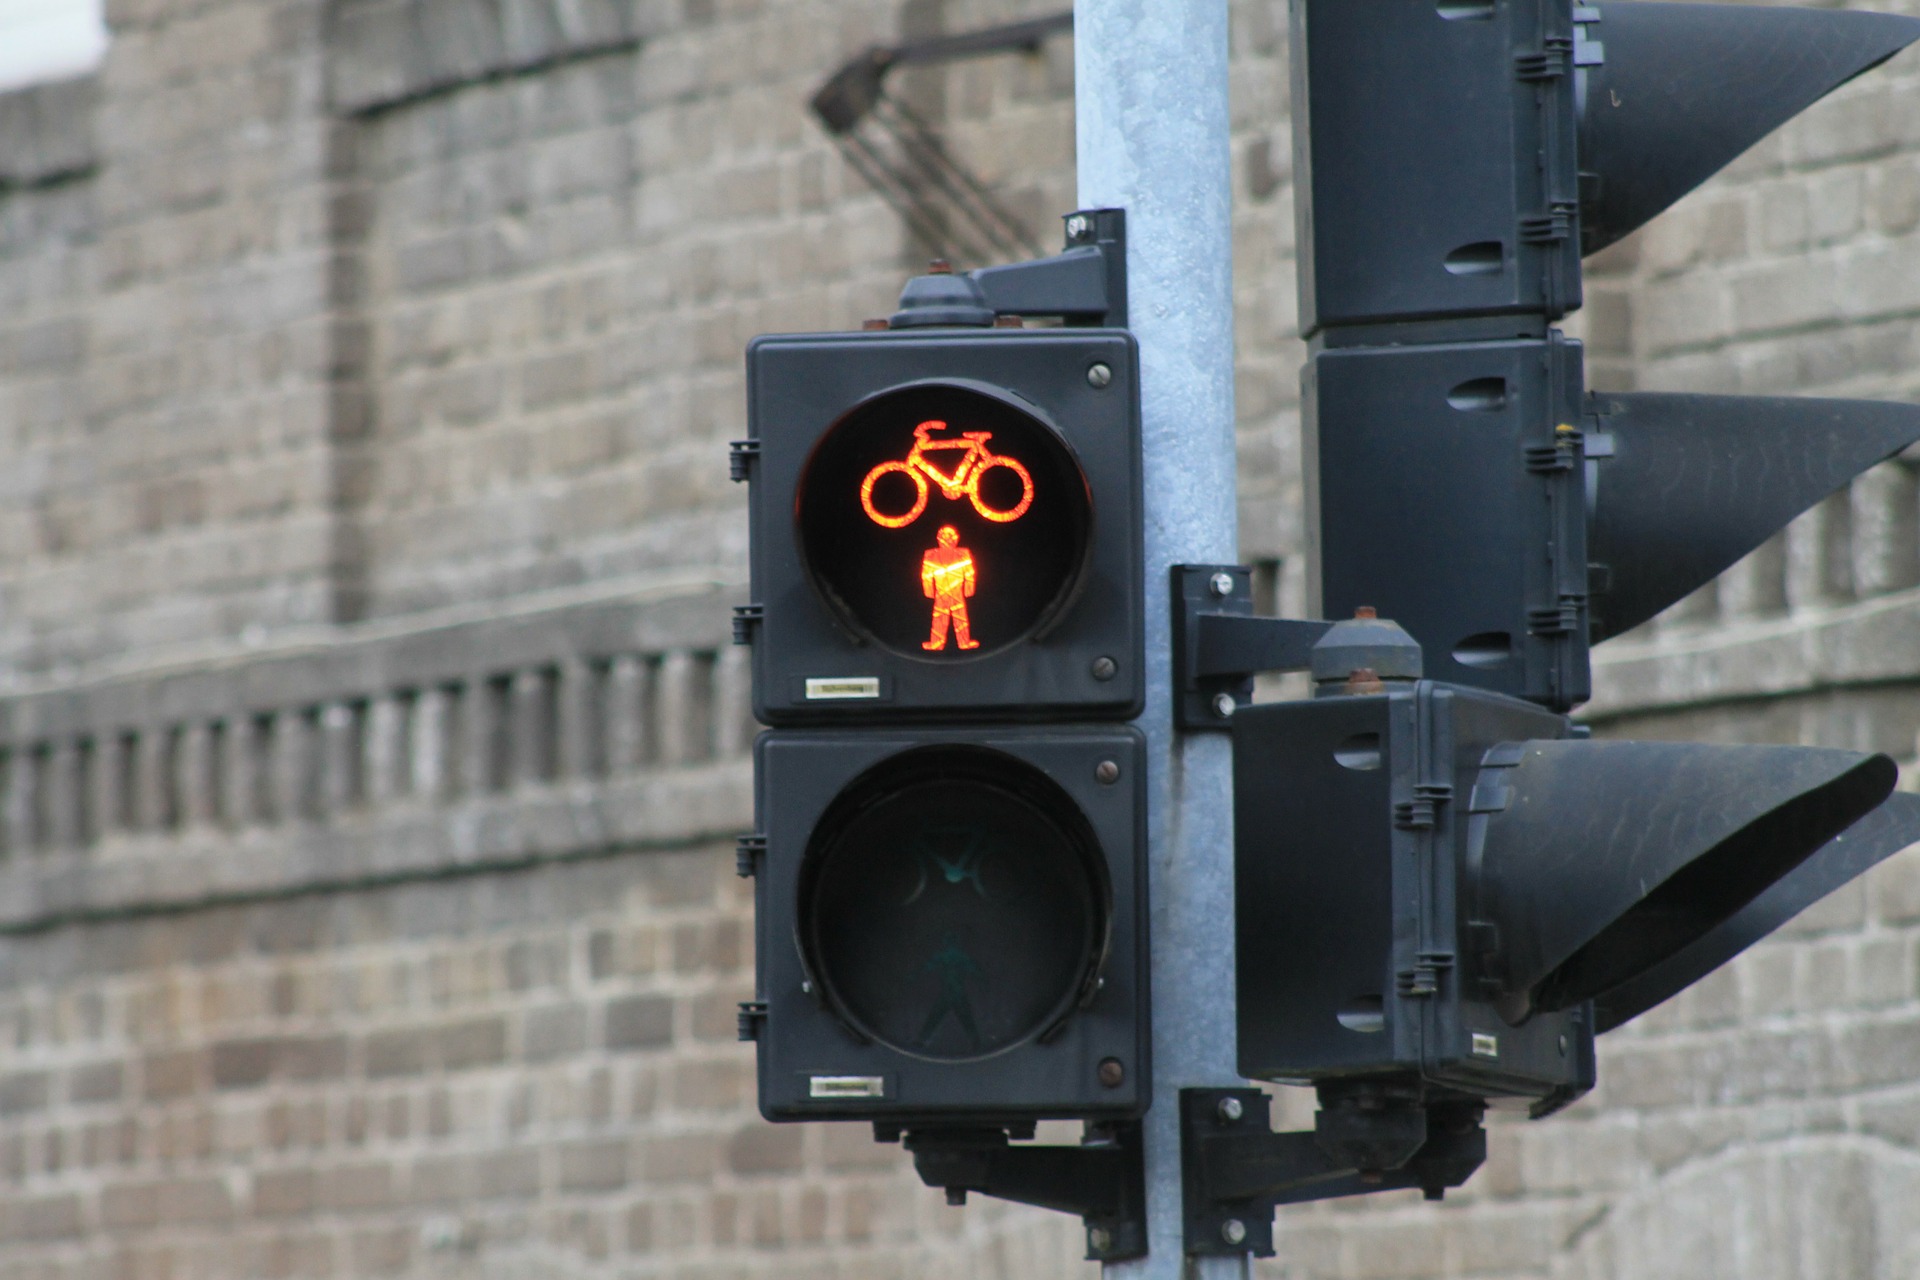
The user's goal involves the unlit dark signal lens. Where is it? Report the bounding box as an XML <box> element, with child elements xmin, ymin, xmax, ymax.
<box><xmin>799</xmin><ymin>747</ymin><xmax>1108</xmax><ymax>1061</ymax></box>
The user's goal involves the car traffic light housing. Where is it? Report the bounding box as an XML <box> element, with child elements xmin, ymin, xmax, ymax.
<box><xmin>1294</xmin><ymin>0</ymin><xmax>1920</xmax><ymax>710</ymax></box>
<box><xmin>1200</xmin><ymin>4</ymin><xmax>1920</xmax><ymax>1252</ymax></box>
<box><xmin>1185</xmin><ymin>611</ymin><xmax>1920</xmax><ymax>1258</ymax></box>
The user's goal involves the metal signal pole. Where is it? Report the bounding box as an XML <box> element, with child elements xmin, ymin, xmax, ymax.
<box><xmin>1075</xmin><ymin>1</ymin><xmax>1245</xmax><ymax>1275</ymax></box>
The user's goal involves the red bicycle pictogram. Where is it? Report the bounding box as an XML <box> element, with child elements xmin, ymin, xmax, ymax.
<box><xmin>859</xmin><ymin>419</ymin><xmax>1035</xmax><ymax>529</ymax></box>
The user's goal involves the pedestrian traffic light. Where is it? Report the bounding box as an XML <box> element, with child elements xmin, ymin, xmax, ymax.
<box><xmin>737</xmin><ymin>251</ymin><xmax>1142</xmax><ymax>724</ymax></box>
<box><xmin>732</xmin><ymin>212</ymin><xmax>1152</xmax><ymax>1262</ymax></box>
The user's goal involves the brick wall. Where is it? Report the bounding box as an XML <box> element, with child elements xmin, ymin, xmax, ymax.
<box><xmin>3</xmin><ymin>0</ymin><xmax>1920</xmax><ymax>1276</ymax></box>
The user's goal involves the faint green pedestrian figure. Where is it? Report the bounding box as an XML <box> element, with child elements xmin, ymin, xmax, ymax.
<box><xmin>915</xmin><ymin>933</ymin><xmax>984</xmax><ymax>1051</ymax></box>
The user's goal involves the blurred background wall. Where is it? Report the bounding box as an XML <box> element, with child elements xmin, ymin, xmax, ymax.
<box><xmin>0</xmin><ymin>0</ymin><xmax>1916</xmax><ymax>1276</ymax></box>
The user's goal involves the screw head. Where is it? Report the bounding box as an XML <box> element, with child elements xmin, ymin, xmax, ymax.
<box><xmin>1221</xmin><ymin>1219</ymin><xmax>1247</xmax><ymax>1246</ymax></box>
<box><xmin>1087</xmin><ymin>362</ymin><xmax>1113</xmax><ymax>388</ymax></box>
<box><xmin>1212</xmin><ymin>692</ymin><xmax>1237</xmax><ymax>719</ymax></box>
<box><xmin>1091</xmin><ymin>655</ymin><xmax>1118</xmax><ymax>681</ymax></box>
<box><xmin>1209</xmin><ymin>571</ymin><xmax>1235</xmax><ymax>598</ymax></box>
<box><xmin>1216</xmin><ymin>1096</ymin><xmax>1244</xmax><ymax>1123</ymax></box>
<box><xmin>1066</xmin><ymin>214</ymin><xmax>1091</xmax><ymax>240</ymax></box>
<box><xmin>1097</xmin><ymin>1057</ymin><xmax>1125</xmax><ymax>1088</ymax></box>
<box><xmin>800</xmin><ymin>980</ymin><xmax>813</xmax><ymax>995</ymax></box>
<box><xmin>1088</xmin><ymin>1227</ymin><xmax>1113</xmax><ymax>1253</ymax></box>
<box><xmin>1558</xmin><ymin>1034</ymin><xmax>1569</xmax><ymax>1056</ymax></box>
<box><xmin>1095</xmin><ymin>760</ymin><xmax>1121</xmax><ymax>785</ymax></box>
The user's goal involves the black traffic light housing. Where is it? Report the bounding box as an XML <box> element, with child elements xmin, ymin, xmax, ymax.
<box><xmin>1234</xmin><ymin>678</ymin><xmax>1593</xmax><ymax>1110</ymax></box>
<box><xmin>1294</xmin><ymin>0</ymin><xmax>1920</xmax><ymax>712</ymax></box>
<box><xmin>741</xmin><ymin>326</ymin><xmax>1143</xmax><ymax>724</ymax></box>
<box><xmin>750</xmin><ymin>726</ymin><xmax>1147</xmax><ymax>1123</ymax></box>
<box><xmin>1185</xmin><ymin>607</ymin><xmax>1920</xmax><ymax>1257</ymax></box>
<box><xmin>734</xmin><ymin>211</ymin><xmax>1151</xmax><ymax>1264</ymax></box>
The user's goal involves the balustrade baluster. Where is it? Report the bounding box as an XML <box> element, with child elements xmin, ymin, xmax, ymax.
<box><xmin>45</xmin><ymin>741</ymin><xmax>82</xmax><ymax>850</ymax></box>
<box><xmin>1786</xmin><ymin>491</ymin><xmax>1857</xmax><ymax>612</ymax></box>
<box><xmin>605</xmin><ymin>656</ymin><xmax>648</xmax><ymax>775</ymax></box>
<box><xmin>320</xmin><ymin>702</ymin><xmax>362</xmax><ymax>814</ymax></box>
<box><xmin>175</xmin><ymin>723</ymin><xmax>216</xmax><ymax>828</ymax></box>
<box><xmin>460</xmin><ymin>677</ymin><xmax>504</xmax><ymax>797</ymax></box>
<box><xmin>411</xmin><ymin>687</ymin><xmax>451</xmax><ymax>800</ymax></box>
<box><xmin>712</xmin><ymin>645</ymin><xmax>754</xmax><ymax>758</ymax></box>
<box><xmin>3</xmin><ymin>749</ymin><xmax>35</xmax><ymax>852</ymax></box>
<box><xmin>657</xmin><ymin>651</ymin><xmax>710</xmax><ymax>765</ymax></box>
<box><xmin>224</xmin><ymin>716</ymin><xmax>263</xmax><ymax>827</ymax></box>
<box><xmin>556</xmin><ymin>657</ymin><xmax>598</xmax><ymax>782</ymax></box>
<box><xmin>365</xmin><ymin>695</ymin><xmax>406</xmax><ymax>806</ymax></box>
<box><xmin>134</xmin><ymin>729</ymin><xmax>173</xmax><ymax>832</ymax></box>
<box><xmin>509</xmin><ymin>668</ymin><xmax>555</xmax><ymax>787</ymax></box>
<box><xmin>1850</xmin><ymin>462</ymin><xmax>1920</xmax><ymax>599</ymax></box>
<box><xmin>1717</xmin><ymin>533</ymin><xmax>1789</xmax><ymax>621</ymax></box>
<box><xmin>271</xmin><ymin>709</ymin><xmax>317</xmax><ymax>824</ymax></box>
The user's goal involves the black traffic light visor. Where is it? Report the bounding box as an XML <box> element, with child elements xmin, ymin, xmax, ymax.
<box><xmin>1587</xmin><ymin>392</ymin><xmax>1920</xmax><ymax>643</ymax></box>
<box><xmin>1580</xmin><ymin>2</ymin><xmax>1920</xmax><ymax>255</ymax></box>
<box><xmin>1474</xmin><ymin>739</ymin><xmax>1897</xmax><ymax>1020</ymax></box>
<box><xmin>1595</xmin><ymin>789</ymin><xmax>1920</xmax><ymax>1031</ymax></box>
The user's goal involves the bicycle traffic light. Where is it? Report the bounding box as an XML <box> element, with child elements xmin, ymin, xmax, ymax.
<box><xmin>733</xmin><ymin>217</ymin><xmax>1154</xmax><ymax>1233</ymax></box>
<box><xmin>739</xmin><ymin>290</ymin><xmax>1142</xmax><ymax>724</ymax></box>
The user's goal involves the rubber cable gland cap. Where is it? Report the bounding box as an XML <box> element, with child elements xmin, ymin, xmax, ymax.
<box><xmin>889</xmin><ymin>269</ymin><xmax>997</xmax><ymax>328</ymax></box>
<box><xmin>1311</xmin><ymin>611</ymin><xmax>1424</xmax><ymax>688</ymax></box>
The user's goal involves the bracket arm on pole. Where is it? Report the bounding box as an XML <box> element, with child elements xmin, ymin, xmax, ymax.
<box><xmin>1179</xmin><ymin>1089</ymin><xmax>1487</xmax><ymax>1257</ymax></box>
<box><xmin>904</xmin><ymin>1123</ymin><xmax>1149</xmax><ymax>1263</ymax></box>
<box><xmin>1172</xmin><ymin>564</ymin><xmax>1336</xmax><ymax>730</ymax></box>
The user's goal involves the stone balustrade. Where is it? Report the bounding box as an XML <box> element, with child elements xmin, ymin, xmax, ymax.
<box><xmin>0</xmin><ymin>579</ymin><xmax>752</xmax><ymax>931</ymax></box>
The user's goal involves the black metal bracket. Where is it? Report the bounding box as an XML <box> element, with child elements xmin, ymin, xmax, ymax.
<box><xmin>969</xmin><ymin>207</ymin><xmax>1129</xmax><ymax>328</ymax></box>
<box><xmin>1172</xmin><ymin>565</ymin><xmax>1334</xmax><ymax>730</ymax></box>
<box><xmin>903</xmin><ymin>1122</ymin><xmax>1148</xmax><ymax>1263</ymax></box>
<box><xmin>1180</xmin><ymin>1089</ymin><xmax>1488</xmax><ymax>1257</ymax></box>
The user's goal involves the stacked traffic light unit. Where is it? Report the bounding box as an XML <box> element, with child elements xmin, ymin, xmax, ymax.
<box><xmin>734</xmin><ymin>221</ymin><xmax>1151</xmax><ymax>1257</ymax></box>
<box><xmin>1200</xmin><ymin>0</ymin><xmax>1920</xmax><ymax>1255</ymax></box>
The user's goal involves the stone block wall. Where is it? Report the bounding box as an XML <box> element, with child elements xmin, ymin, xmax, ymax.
<box><xmin>3</xmin><ymin>0</ymin><xmax>1920</xmax><ymax>1276</ymax></box>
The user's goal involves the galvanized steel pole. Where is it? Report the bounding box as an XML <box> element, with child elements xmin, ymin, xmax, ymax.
<box><xmin>1076</xmin><ymin>1</ymin><xmax>1246</xmax><ymax>1276</ymax></box>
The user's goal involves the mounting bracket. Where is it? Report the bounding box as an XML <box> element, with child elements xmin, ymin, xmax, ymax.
<box><xmin>1172</xmin><ymin>565</ymin><xmax>1335</xmax><ymax>730</ymax></box>
<box><xmin>901</xmin><ymin>1122</ymin><xmax>1149</xmax><ymax>1263</ymax></box>
<box><xmin>1180</xmin><ymin>1088</ymin><xmax>1487</xmax><ymax>1257</ymax></box>
<box><xmin>969</xmin><ymin>207</ymin><xmax>1130</xmax><ymax>328</ymax></box>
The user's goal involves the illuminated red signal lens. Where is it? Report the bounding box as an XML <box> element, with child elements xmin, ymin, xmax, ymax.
<box><xmin>799</xmin><ymin>384</ymin><xmax>1092</xmax><ymax>659</ymax></box>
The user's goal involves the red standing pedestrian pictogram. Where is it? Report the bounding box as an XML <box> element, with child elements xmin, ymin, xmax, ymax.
<box><xmin>921</xmin><ymin>525</ymin><xmax>980</xmax><ymax>651</ymax></box>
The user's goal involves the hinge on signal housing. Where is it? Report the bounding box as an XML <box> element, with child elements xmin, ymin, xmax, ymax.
<box><xmin>1398</xmin><ymin>950</ymin><xmax>1456</xmax><ymax>998</ymax></box>
<box><xmin>1519</xmin><ymin>205</ymin><xmax>1575</xmax><ymax>245</ymax></box>
<box><xmin>737</xmin><ymin>1000</ymin><xmax>769</xmax><ymax>1041</ymax></box>
<box><xmin>1526</xmin><ymin>426</ymin><xmax>1583</xmax><ymax>473</ymax></box>
<box><xmin>728</xmin><ymin>439</ymin><xmax>761</xmax><ymax>482</ymax></box>
<box><xmin>1394</xmin><ymin>783</ymin><xmax>1453</xmax><ymax>831</ymax></box>
<box><xmin>1514</xmin><ymin>37</ymin><xmax>1572</xmax><ymax>81</ymax></box>
<box><xmin>736</xmin><ymin>834</ymin><xmax>767</xmax><ymax>878</ymax></box>
<box><xmin>732</xmin><ymin>604</ymin><xmax>764</xmax><ymax>645</ymax></box>
<box><xmin>1528</xmin><ymin>598</ymin><xmax>1585</xmax><ymax>637</ymax></box>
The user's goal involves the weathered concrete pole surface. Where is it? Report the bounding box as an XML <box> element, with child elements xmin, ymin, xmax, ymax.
<box><xmin>1076</xmin><ymin>1</ymin><xmax>1246</xmax><ymax>1276</ymax></box>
